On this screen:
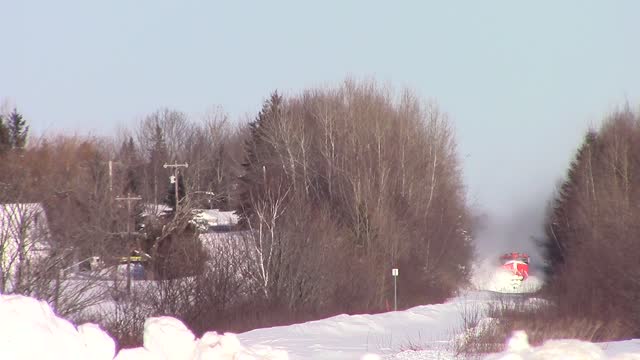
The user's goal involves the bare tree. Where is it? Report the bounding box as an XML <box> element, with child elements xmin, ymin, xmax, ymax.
<box><xmin>0</xmin><ymin>203</ymin><xmax>49</xmax><ymax>293</ymax></box>
<box><xmin>235</xmin><ymin>80</ymin><xmax>472</xmax><ymax>312</ymax></box>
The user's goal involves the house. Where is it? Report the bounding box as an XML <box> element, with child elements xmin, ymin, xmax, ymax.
<box><xmin>0</xmin><ymin>203</ymin><xmax>51</xmax><ymax>293</ymax></box>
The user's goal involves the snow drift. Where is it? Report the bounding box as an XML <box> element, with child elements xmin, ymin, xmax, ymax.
<box><xmin>486</xmin><ymin>331</ymin><xmax>640</xmax><ymax>360</ymax></box>
<box><xmin>0</xmin><ymin>294</ymin><xmax>286</xmax><ymax>360</ymax></box>
<box><xmin>2</xmin><ymin>293</ymin><xmax>640</xmax><ymax>359</ymax></box>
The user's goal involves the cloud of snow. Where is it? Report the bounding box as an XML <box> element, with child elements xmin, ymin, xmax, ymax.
<box><xmin>472</xmin><ymin>206</ymin><xmax>544</xmax><ymax>260</ymax></box>
<box><xmin>470</xmin><ymin>258</ymin><xmax>543</xmax><ymax>293</ymax></box>
<box><xmin>470</xmin><ymin>202</ymin><xmax>548</xmax><ymax>292</ymax></box>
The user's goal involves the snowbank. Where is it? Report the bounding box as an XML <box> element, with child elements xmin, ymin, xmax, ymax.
<box><xmin>240</xmin><ymin>292</ymin><xmax>495</xmax><ymax>359</ymax></box>
<box><xmin>0</xmin><ymin>294</ymin><xmax>287</xmax><ymax>360</ymax></box>
<box><xmin>0</xmin><ymin>294</ymin><xmax>115</xmax><ymax>360</ymax></box>
<box><xmin>486</xmin><ymin>331</ymin><xmax>640</xmax><ymax>360</ymax></box>
<box><xmin>4</xmin><ymin>293</ymin><xmax>640</xmax><ymax>360</ymax></box>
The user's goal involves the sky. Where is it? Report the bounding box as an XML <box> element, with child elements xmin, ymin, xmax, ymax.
<box><xmin>2</xmin><ymin>1</ymin><xmax>640</xmax><ymax>253</ymax></box>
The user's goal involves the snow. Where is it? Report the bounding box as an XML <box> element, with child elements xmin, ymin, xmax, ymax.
<box><xmin>471</xmin><ymin>258</ymin><xmax>543</xmax><ymax>294</ymax></box>
<box><xmin>236</xmin><ymin>260</ymin><xmax>639</xmax><ymax>359</ymax></box>
<box><xmin>141</xmin><ymin>205</ymin><xmax>239</xmax><ymax>232</ymax></box>
<box><xmin>3</xmin><ymin>291</ymin><xmax>640</xmax><ymax>359</ymax></box>
<box><xmin>0</xmin><ymin>294</ymin><xmax>97</xmax><ymax>360</ymax></box>
<box><xmin>192</xmin><ymin>209</ymin><xmax>239</xmax><ymax>228</ymax></box>
<box><xmin>484</xmin><ymin>330</ymin><xmax>640</xmax><ymax>360</ymax></box>
<box><xmin>142</xmin><ymin>317</ymin><xmax>196</xmax><ymax>360</ymax></box>
<box><xmin>239</xmin><ymin>292</ymin><xmax>492</xmax><ymax>359</ymax></box>
<box><xmin>77</xmin><ymin>323</ymin><xmax>117</xmax><ymax>360</ymax></box>
<box><xmin>199</xmin><ymin>230</ymin><xmax>245</xmax><ymax>254</ymax></box>
<box><xmin>0</xmin><ymin>294</ymin><xmax>286</xmax><ymax>360</ymax></box>
<box><xmin>2</xmin><ymin>259</ymin><xmax>640</xmax><ymax>360</ymax></box>
<box><xmin>142</xmin><ymin>204</ymin><xmax>172</xmax><ymax>217</ymax></box>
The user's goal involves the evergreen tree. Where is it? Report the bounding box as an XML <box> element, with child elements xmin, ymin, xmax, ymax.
<box><xmin>8</xmin><ymin>108</ymin><xmax>28</xmax><ymax>150</ymax></box>
<box><xmin>149</xmin><ymin>123</ymin><xmax>168</xmax><ymax>166</ymax></box>
<box><xmin>0</xmin><ymin>114</ymin><xmax>10</xmax><ymax>154</ymax></box>
<box><xmin>119</xmin><ymin>136</ymin><xmax>141</xmax><ymax>195</ymax></box>
<box><xmin>236</xmin><ymin>91</ymin><xmax>283</xmax><ymax>226</ymax></box>
<box><xmin>165</xmin><ymin>173</ymin><xmax>186</xmax><ymax>211</ymax></box>
<box><xmin>542</xmin><ymin>131</ymin><xmax>597</xmax><ymax>279</ymax></box>
<box><xmin>148</xmin><ymin>123</ymin><xmax>169</xmax><ymax>205</ymax></box>
<box><xmin>118</xmin><ymin>136</ymin><xmax>137</xmax><ymax>161</ymax></box>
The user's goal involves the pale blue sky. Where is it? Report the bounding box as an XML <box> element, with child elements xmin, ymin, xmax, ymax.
<box><xmin>2</xmin><ymin>1</ymin><xmax>640</xmax><ymax>239</ymax></box>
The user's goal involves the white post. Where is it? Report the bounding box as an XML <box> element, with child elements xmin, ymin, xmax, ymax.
<box><xmin>392</xmin><ymin>268</ymin><xmax>398</xmax><ymax>311</ymax></box>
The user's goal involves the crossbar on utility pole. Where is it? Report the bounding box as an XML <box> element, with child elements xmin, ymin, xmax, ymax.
<box><xmin>115</xmin><ymin>193</ymin><xmax>142</xmax><ymax>295</ymax></box>
<box><xmin>163</xmin><ymin>162</ymin><xmax>188</xmax><ymax>217</ymax></box>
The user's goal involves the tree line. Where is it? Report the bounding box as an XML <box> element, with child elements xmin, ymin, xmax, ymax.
<box><xmin>238</xmin><ymin>82</ymin><xmax>472</xmax><ymax>314</ymax></box>
<box><xmin>0</xmin><ymin>80</ymin><xmax>474</xmax><ymax>343</ymax></box>
<box><xmin>8</xmin><ymin>80</ymin><xmax>640</xmax><ymax>346</ymax></box>
<box><xmin>541</xmin><ymin>107</ymin><xmax>640</xmax><ymax>339</ymax></box>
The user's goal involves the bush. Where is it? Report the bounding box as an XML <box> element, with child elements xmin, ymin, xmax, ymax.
<box><xmin>456</xmin><ymin>293</ymin><xmax>633</xmax><ymax>357</ymax></box>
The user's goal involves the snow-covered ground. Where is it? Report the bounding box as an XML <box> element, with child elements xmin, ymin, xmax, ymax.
<box><xmin>238</xmin><ymin>291</ymin><xmax>492</xmax><ymax>359</ymax></box>
<box><xmin>3</xmin><ymin>290</ymin><xmax>640</xmax><ymax>359</ymax></box>
<box><xmin>3</xmin><ymin>259</ymin><xmax>640</xmax><ymax>359</ymax></box>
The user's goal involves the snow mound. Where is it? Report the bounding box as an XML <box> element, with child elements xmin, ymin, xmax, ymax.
<box><xmin>0</xmin><ymin>294</ymin><xmax>112</xmax><ymax>360</ymax></box>
<box><xmin>486</xmin><ymin>331</ymin><xmax>640</xmax><ymax>360</ymax></box>
<box><xmin>142</xmin><ymin>317</ymin><xmax>197</xmax><ymax>360</ymax></box>
<box><xmin>78</xmin><ymin>323</ymin><xmax>117</xmax><ymax>360</ymax></box>
<box><xmin>0</xmin><ymin>294</ymin><xmax>287</xmax><ymax>360</ymax></box>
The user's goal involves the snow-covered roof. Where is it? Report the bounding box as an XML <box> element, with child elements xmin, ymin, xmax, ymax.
<box><xmin>141</xmin><ymin>205</ymin><xmax>239</xmax><ymax>230</ymax></box>
<box><xmin>141</xmin><ymin>203</ymin><xmax>172</xmax><ymax>217</ymax></box>
<box><xmin>191</xmin><ymin>209</ymin><xmax>239</xmax><ymax>232</ymax></box>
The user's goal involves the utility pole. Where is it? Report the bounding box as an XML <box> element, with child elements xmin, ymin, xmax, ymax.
<box><xmin>163</xmin><ymin>162</ymin><xmax>188</xmax><ymax>217</ymax></box>
<box><xmin>115</xmin><ymin>193</ymin><xmax>142</xmax><ymax>294</ymax></box>
<box><xmin>106</xmin><ymin>160</ymin><xmax>123</xmax><ymax>194</ymax></box>
<box><xmin>108</xmin><ymin>160</ymin><xmax>113</xmax><ymax>193</ymax></box>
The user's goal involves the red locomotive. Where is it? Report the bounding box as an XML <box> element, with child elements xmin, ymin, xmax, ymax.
<box><xmin>499</xmin><ymin>252</ymin><xmax>530</xmax><ymax>280</ymax></box>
